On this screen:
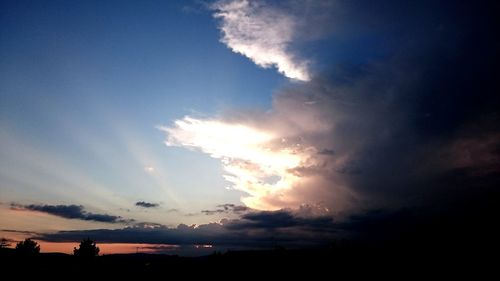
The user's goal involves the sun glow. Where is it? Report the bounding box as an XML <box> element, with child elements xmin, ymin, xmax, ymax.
<box><xmin>159</xmin><ymin>117</ymin><xmax>307</xmax><ymax>210</ymax></box>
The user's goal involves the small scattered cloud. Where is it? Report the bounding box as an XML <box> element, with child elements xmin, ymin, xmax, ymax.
<box><xmin>201</xmin><ymin>204</ymin><xmax>250</xmax><ymax>215</ymax></box>
<box><xmin>232</xmin><ymin>205</ymin><xmax>250</xmax><ymax>213</ymax></box>
<box><xmin>317</xmin><ymin>149</ymin><xmax>335</xmax><ymax>155</ymax></box>
<box><xmin>218</xmin><ymin>203</ymin><xmax>236</xmax><ymax>210</ymax></box>
<box><xmin>201</xmin><ymin>209</ymin><xmax>225</xmax><ymax>215</ymax></box>
<box><xmin>11</xmin><ymin>203</ymin><xmax>132</xmax><ymax>224</ymax></box>
<box><xmin>135</xmin><ymin>201</ymin><xmax>159</xmax><ymax>208</ymax></box>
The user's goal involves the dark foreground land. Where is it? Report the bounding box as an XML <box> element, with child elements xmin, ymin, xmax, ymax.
<box><xmin>0</xmin><ymin>243</ymin><xmax>495</xmax><ymax>278</ymax></box>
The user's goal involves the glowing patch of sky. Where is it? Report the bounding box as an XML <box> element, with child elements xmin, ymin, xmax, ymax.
<box><xmin>0</xmin><ymin>0</ymin><xmax>284</xmax><ymax>230</ymax></box>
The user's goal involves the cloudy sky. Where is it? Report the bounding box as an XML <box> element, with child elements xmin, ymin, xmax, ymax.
<box><xmin>1</xmin><ymin>0</ymin><xmax>498</xmax><ymax>255</ymax></box>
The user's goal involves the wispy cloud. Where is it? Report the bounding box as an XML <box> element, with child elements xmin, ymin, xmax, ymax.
<box><xmin>201</xmin><ymin>203</ymin><xmax>250</xmax><ymax>215</ymax></box>
<box><xmin>212</xmin><ymin>0</ymin><xmax>310</xmax><ymax>81</ymax></box>
<box><xmin>201</xmin><ymin>209</ymin><xmax>225</xmax><ymax>215</ymax></box>
<box><xmin>11</xmin><ymin>203</ymin><xmax>132</xmax><ymax>224</ymax></box>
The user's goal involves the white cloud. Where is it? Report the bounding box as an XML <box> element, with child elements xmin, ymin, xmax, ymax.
<box><xmin>158</xmin><ymin>103</ymin><xmax>356</xmax><ymax>213</ymax></box>
<box><xmin>212</xmin><ymin>0</ymin><xmax>310</xmax><ymax>81</ymax></box>
<box><xmin>158</xmin><ymin>117</ymin><xmax>305</xmax><ymax>210</ymax></box>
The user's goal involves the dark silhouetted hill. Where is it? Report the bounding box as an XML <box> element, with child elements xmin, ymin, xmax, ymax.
<box><xmin>0</xmin><ymin>241</ymin><xmax>495</xmax><ymax>278</ymax></box>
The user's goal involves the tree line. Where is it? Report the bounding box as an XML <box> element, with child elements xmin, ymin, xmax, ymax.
<box><xmin>0</xmin><ymin>237</ymin><xmax>100</xmax><ymax>258</ymax></box>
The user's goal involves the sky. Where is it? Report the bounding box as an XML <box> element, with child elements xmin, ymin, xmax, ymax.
<box><xmin>1</xmin><ymin>0</ymin><xmax>499</xmax><ymax>255</ymax></box>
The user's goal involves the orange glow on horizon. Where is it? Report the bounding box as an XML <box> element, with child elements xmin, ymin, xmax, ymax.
<box><xmin>36</xmin><ymin>242</ymin><xmax>180</xmax><ymax>255</ymax></box>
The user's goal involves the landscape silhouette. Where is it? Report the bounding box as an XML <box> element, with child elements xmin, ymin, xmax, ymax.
<box><xmin>0</xmin><ymin>0</ymin><xmax>498</xmax><ymax>277</ymax></box>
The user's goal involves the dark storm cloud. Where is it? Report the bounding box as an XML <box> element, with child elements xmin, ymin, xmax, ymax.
<box><xmin>269</xmin><ymin>0</ymin><xmax>499</xmax><ymax>211</ymax></box>
<box><xmin>228</xmin><ymin>210</ymin><xmax>335</xmax><ymax>231</ymax></box>
<box><xmin>135</xmin><ymin>201</ymin><xmax>159</xmax><ymax>208</ymax></box>
<box><xmin>163</xmin><ymin>0</ymin><xmax>499</xmax><ymax>213</ymax></box>
<box><xmin>11</xmin><ymin>203</ymin><xmax>131</xmax><ymax>224</ymax></box>
<box><xmin>36</xmin><ymin>209</ymin><xmax>337</xmax><ymax>247</ymax></box>
<box><xmin>34</xmin><ymin>191</ymin><xmax>500</xmax><ymax>249</ymax></box>
<box><xmin>36</xmin><ymin>223</ymin><xmax>229</xmax><ymax>245</ymax></box>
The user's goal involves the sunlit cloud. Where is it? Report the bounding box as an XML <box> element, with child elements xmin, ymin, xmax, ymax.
<box><xmin>212</xmin><ymin>0</ymin><xmax>310</xmax><ymax>81</ymax></box>
<box><xmin>158</xmin><ymin>117</ymin><xmax>301</xmax><ymax>209</ymax></box>
<box><xmin>158</xmin><ymin>116</ymin><xmax>331</xmax><ymax>211</ymax></box>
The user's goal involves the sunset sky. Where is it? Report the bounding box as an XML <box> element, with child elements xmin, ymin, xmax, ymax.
<box><xmin>1</xmin><ymin>0</ymin><xmax>498</xmax><ymax>255</ymax></box>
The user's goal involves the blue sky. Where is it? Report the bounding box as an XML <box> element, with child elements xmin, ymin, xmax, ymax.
<box><xmin>1</xmin><ymin>0</ymin><xmax>291</xmax><ymax>227</ymax></box>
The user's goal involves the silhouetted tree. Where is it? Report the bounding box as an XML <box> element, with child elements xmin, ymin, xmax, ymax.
<box><xmin>0</xmin><ymin>238</ymin><xmax>11</xmax><ymax>248</ymax></box>
<box><xmin>15</xmin><ymin>239</ymin><xmax>40</xmax><ymax>255</ymax></box>
<box><xmin>74</xmin><ymin>238</ymin><xmax>100</xmax><ymax>258</ymax></box>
